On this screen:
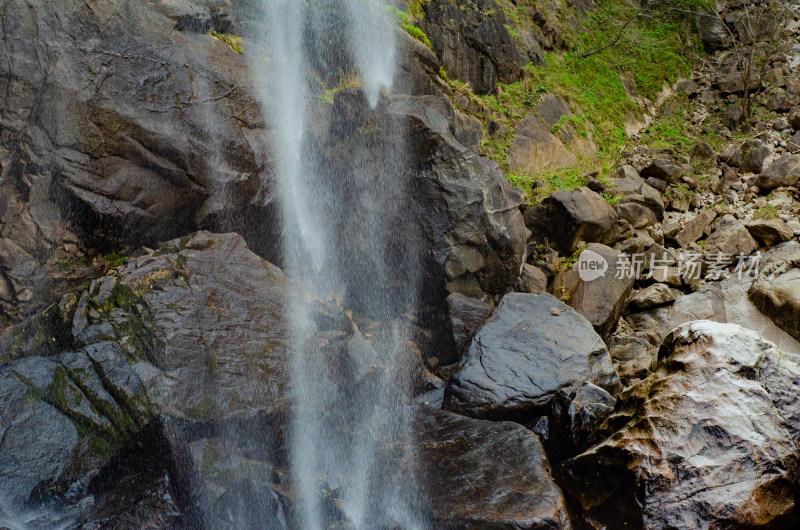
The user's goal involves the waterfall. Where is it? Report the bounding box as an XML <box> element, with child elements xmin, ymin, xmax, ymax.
<box><xmin>248</xmin><ymin>1</ymin><xmax>426</xmax><ymax>528</ymax></box>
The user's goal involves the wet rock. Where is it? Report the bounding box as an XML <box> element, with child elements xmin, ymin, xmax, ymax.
<box><xmin>550</xmin><ymin>244</ymin><xmax>635</xmax><ymax>338</ymax></box>
<box><xmin>444</xmin><ymin>292</ymin><xmax>621</xmax><ymax>420</ymax></box>
<box><xmin>549</xmin><ymin>382</ymin><xmax>615</xmax><ymax>458</ymax></box>
<box><xmin>391</xmin><ymin>95</ymin><xmax>528</xmax><ymax>299</ymax></box>
<box><xmin>525</xmin><ymin>187</ymin><xmax>617</xmax><ymax>254</ymax></box>
<box><xmin>705</xmin><ymin>214</ymin><xmax>758</xmax><ymax>257</ymax></box>
<box><xmin>560</xmin><ymin>321</ymin><xmax>800</xmax><ymax>529</ymax></box>
<box><xmin>749</xmin><ymin>243</ymin><xmax>800</xmax><ymax>342</ymax></box>
<box><xmin>748</xmin><ymin>219</ymin><xmax>794</xmax><ymax>247</ymax></box>
<box><xmin>630</xmin><ymin>283</ymin><xmax>679</xmax><ymax>310</ymax></box>
<box><xmin>756</xmin><ymin>154</ymin><xmax>800</xmax><ymax>191</ymax></box>
<box><xmin>70</xmin><ymin>232</ymin><xmax>295</xmax><ymax>420</ymax></box>
<box><xmin>508</xmin><ymin>114</ymin><xmax>578</xmax><ymax>173</ymax></box>
<box><xmin>447</xmin><ymin>293</ymin><xmax>494</xmax><ymax>359</ymax></box>
<box><xmin>417</xmin><ymin>408</ymin><xmax>573</xmax><ymax>529</ymax></box>
<box><xmin>208</xmin><ymin>479</ymin><xmax>293</xmax><ymax>530</ymax></box>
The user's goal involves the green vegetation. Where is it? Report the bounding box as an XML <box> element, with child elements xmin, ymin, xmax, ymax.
<box><xmin>211</xmin><ymin>30</ymin><xmax>244</xmax><ymax>54</ymax></box>
<box><xmin>753</xmin><ymin>205</ymin><xmax>779</xmax><ymax>221</ymax></box>
<box><xmin>188</xmin><ymin>396</ymin><xmax>222</xmax><ymax>421</ymax></box>
<box><xmin>406</xmin><ymin>0</ymin><xmax>430</xmax><ymax>19</ymax></box>
<box><xmin>404</xmin><ymin>23</ymin><xmax>433</xmax><ymax>49</ymax></box>
<box><xmin>437</xmin><ymin>0</ymin><xmax>700</xmax><ymax>200</ymax></box>
<box><xmin>102</xmin><ymin>252</ymin><xmax>128</xmax><ymax>268</ymax></box>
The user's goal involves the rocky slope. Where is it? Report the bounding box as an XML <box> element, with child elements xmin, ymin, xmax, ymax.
<box><xmin>3</xmin><ymin>0</ymin><xmax>800</xmax><ymax>528</ymax></box>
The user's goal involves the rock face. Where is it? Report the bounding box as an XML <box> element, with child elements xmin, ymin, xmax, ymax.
<box><xmin>525</xmin><ymin>187</ymin><xmax>618</xmax><ymax>254</ymax></box>
<box><xmin>444</xmin><ymin>293</ymin><xmax>621</xmax><ymax>420</ymax></box>
<box><xmin>750</xmin><ymin>243</ymin><xmax>800</xmax><ymax>342</ymax></box>
<box><xmin>418</xmin><ymin>408</ymin><xmax>573</xmax><ymax>530</ymax></box>
<box><xmin>420</xmin><ymin>0</ymin><xmax>527</xmax><ymax>94</ymax></box>
<box><xmin>560</xmin><ymin>321</ymin><xmax>800</xmax><ymax>529</ymax></box>
<box><xmin>508</xmin><ymin>114</ymin><xmax>578</xmax><ymax>173</ymax></box>
<box><xmin>388</xmin><ymin>95</ymin><xmax>529</xmax><ymax>300</ymax></box>
<box><xmin>71</xmin><ymin>231</ymin><xmax>294</xmax><ymax>419</ymax></box>
<box><xmin>550</xmin><ymin>244</ymin><xmax>635</xmax><ymax>337</ymax></box>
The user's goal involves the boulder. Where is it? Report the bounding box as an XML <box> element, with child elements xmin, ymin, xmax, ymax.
<box><xmin>749</xmin><ymin>244</ymin><xmax>800</xmax><ymax>342</ymax></box>
<box><xmin>705</xmin><ymin>214</ymin><xmax>758</xmax><ymax>257</ymax></box>
<box><xmin>606</xmin><ymin>178</ymin><xmax>664</xmax><ymax>220</ymax></box>
<box><xmin>525</xmin><ymin>187</ymin><xmax>617</xmax><ymax>254</ymax></box>
<box><xmin>740</xmin><ymin>143</ymin><xmax>771</xmax><ymax>174</ymax></box>
<box><xmin>629</xmin><ymin>283</ymin><xmax>679</xmax><ymax>310</ymax></box>
<box><xmin>673</xmin><ymin>209</ymin><xmax>717</xmax><ymax>248</ymax></box>
<box><xmin>748</xmin><ymin>219</ymin><xmax>794</xmax><ymax>247</ymax></box>
<box><xmin>560</xmin><ymin>321</ymin><xmax>800</xmax><ymax>529</ymax></box>
<box><xmin>696</xmin><ymin>10</ymin><xmax>730</xmax><ymax>50</ymax></box>
<box><xmin>444</xmin><ymin>292</ymin><xmax>621</xmax><ymax>420</ymax></box>
<box><xmin>417</xmin><ymin>408</ymin><xmax>572</xmax><ymax>529</ymax></box>
<box><xmin>446</xmin><ymin>293</ymin><xmax>494</xmax><ymax>359</ymax></box>
<box><xmin>714</xmin><ymin>70</ymin><xmax>761</xmax><ymax>94</ymax></box>
<box><xmin>389</xmin><ymin>95</ymin><xmax>528</xmax><ymax>299</ymax></box>
<box><xmin>71</xmin><ymin>232</ymin><xmax>294</xmax><ymax>419</ymax></box>
<box><xmin>515</xmin><ymin>263</ymin><xmax>549</xmax><ymax>294</ymax></box>
<box><xmin>640</xmin><ymin>157</ymin><xmax>684</xmax><ymax>184</ymax></box>
<box><xmin>615</xmin><ymin>202</ymin><xmax>656</xmax><ymax>229</ymax></box>
<box><xmin>689</xmin><ymin>141</ymin><xmax>716</xmax><ymax>163</ymax></box>
<box><xmin>550</xmin><ymin>244</ymin><xmax>635</xmax><ymax>337</ymax></box>
<box><xmin>607</xmin><ymin>332</ymin><xmax>657</xmax><ymax>383</ymax></box>
<box><xmin>508</xmin><ymin>114</ymin><xmax>578</xmax><ymax>173</ymax></box>
<box><xmin>536</xmin><ymin>94</ymin><xmax>571</xmax><ymax>127</ymax></box>
<box><xmin>756</xmin><ymin>154</ymin><xmax>800</xmax><ymax>191</ymax></box>
<box><xmin>721</xmin><ymin>103</ymin><xmax>744</xmax><ymax>130</ymax></box>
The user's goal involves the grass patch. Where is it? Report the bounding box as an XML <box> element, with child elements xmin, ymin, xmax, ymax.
<box><xmin>211</xmin><ymin>30</ymin><xmax>243</xmax><ymax>54</ymax></box>
<box><xmin>404</xmin><ymin>24</ymin><xmax>432</xmax><ymax>49</ymax></box>
<box><xmin>753</xmin><ymin>205</ymin><xmax>779</xmax><ymax>220</ymax></box>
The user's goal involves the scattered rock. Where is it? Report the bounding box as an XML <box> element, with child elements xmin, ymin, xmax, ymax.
<box><xmin>641</xmin><ymin>157</ymin><xmax>684</xmax><ymax>184</ymax></box>
<box><xmin>515</xmin><ymin>263</ymin><xmax>549</xmax><ymax>294</ymax></box>
<box><xmin>673</xmin><ymin>209</ymin><xmax>717</xmax><ymax>248</ymax></box>
<box><xmin>629</xmin><ymin>283</ymin><xmax>679</xmax><ymax>310</ymax></box>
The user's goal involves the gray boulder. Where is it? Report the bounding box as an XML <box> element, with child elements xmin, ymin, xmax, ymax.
<box><xmin>447</xmin><ymin>293</ymin><xmax>494</xmax><ymax>359</ymax></box>
<box><xmin>525</xmin><ymin>187</ymin><xmax>617</xmax><ymax>254</ymax></box>
<box><xmin>756</xmin><ymin>154</ymin><xmax>800</xmax><ymax>191</ymax></box>
<box><xmin>417</xmin><ymin>408</ymin><xmax>573</xmax><ymax>529</ymax></box>
<box><xmin>705</xmin><ymin>214</ymin><xmax>758</xmax><ymax>257</ymax></box>
<box><xmin>444</xmin><ymin>292</ymin><xmax>621</xmax><ymax>420</ymax></box>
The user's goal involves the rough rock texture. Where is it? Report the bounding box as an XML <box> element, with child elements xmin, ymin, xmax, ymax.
<box><xmin>560</xmin><ymin>321</ymin><xmax>800</xmax><ymax>530</ymax></box>
<box><xmin>389</xmin><ymin>95</ymin><xmax>529</xmax><ymax>300</ymax></box>
<box><xmin>756</xmin><ymin>154</ymin><xmax>800</xmax><ymax>190</ymax></box>
<box><xmin>705</xmin><ymin>214</ymin><xmax>759</xmax><ymax>257</ymax></box>
<box><xmin>447</xmin><ymin>293</ymin><xmax>495</xmax><ymax>359</ymax></box>
<box><xmin>444</xmin><ymin>292</ymin><xmax>621</xmax><ymax>420</ymax></box>
<box><xmin>750</xmin><ymin>243</ymin><xmax>800</xmax><ymax>342</ymax></box>
<box><xmin>418</xmin><ymin>408</ymin><xmax>573</xmax><ymax>530</ymax></box>
<box><xmin>550</xmin><ymin>244</ymin><xmax>635</xmax><ymax>337</ymax></box>
<box><xmin>508</xmin><ymin>114</ymin><xmax>578</xmax><ymax>173</ymax></box>
<box><xmin>525</xmin><ymin>187</ymin><xmax>618</xmax><ymax>254</ymax></box>
<box><xmin>420</xmin><ymin>0</ymin><xmax>527</xmax><ymax>94</ymax></box>
<box><xmin>71</xmin><ymin>231</ymin><xmax>294</xmax><ymax>419</ymax></box>
<box><xmin>748</xmin><ymin>219</ymin><xmax>794</xmax><ymax>247</ymax></box>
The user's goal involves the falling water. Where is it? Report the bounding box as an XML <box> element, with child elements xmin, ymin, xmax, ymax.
<box><xmin>248</xmin><ymin>1</ymin><xmax>425</xmax><ymax>528</ymax></box>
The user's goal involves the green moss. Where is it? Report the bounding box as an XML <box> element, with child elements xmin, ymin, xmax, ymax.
<box><xmin>753</xmin><ymin>205</ymin><xmax>779</xmax><ymax>221</ymax></box>
<box><xmin>210</xmin><ymin>30</ymin><xmax>244</xmax><ymax>54</ymax></box>
<box><xmin>102</xmin><ymin>252</ymin><xmax>129</xmax><ymax>268</ymax></box>
<box><xmin>404</xmin><ymin>24</ymin><xmax>432</xmax><ymax>49</ymax></box>
<box><xmin>406</xmin><ymin>0</ymin><xmax>430</xmax><ymax>19</ymax></box>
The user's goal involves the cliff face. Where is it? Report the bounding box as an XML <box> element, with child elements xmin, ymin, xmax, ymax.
<box><xmin>3</xmin><ymin>0</ymin><xmax>800</xmax><ymax>527</ymax></box>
